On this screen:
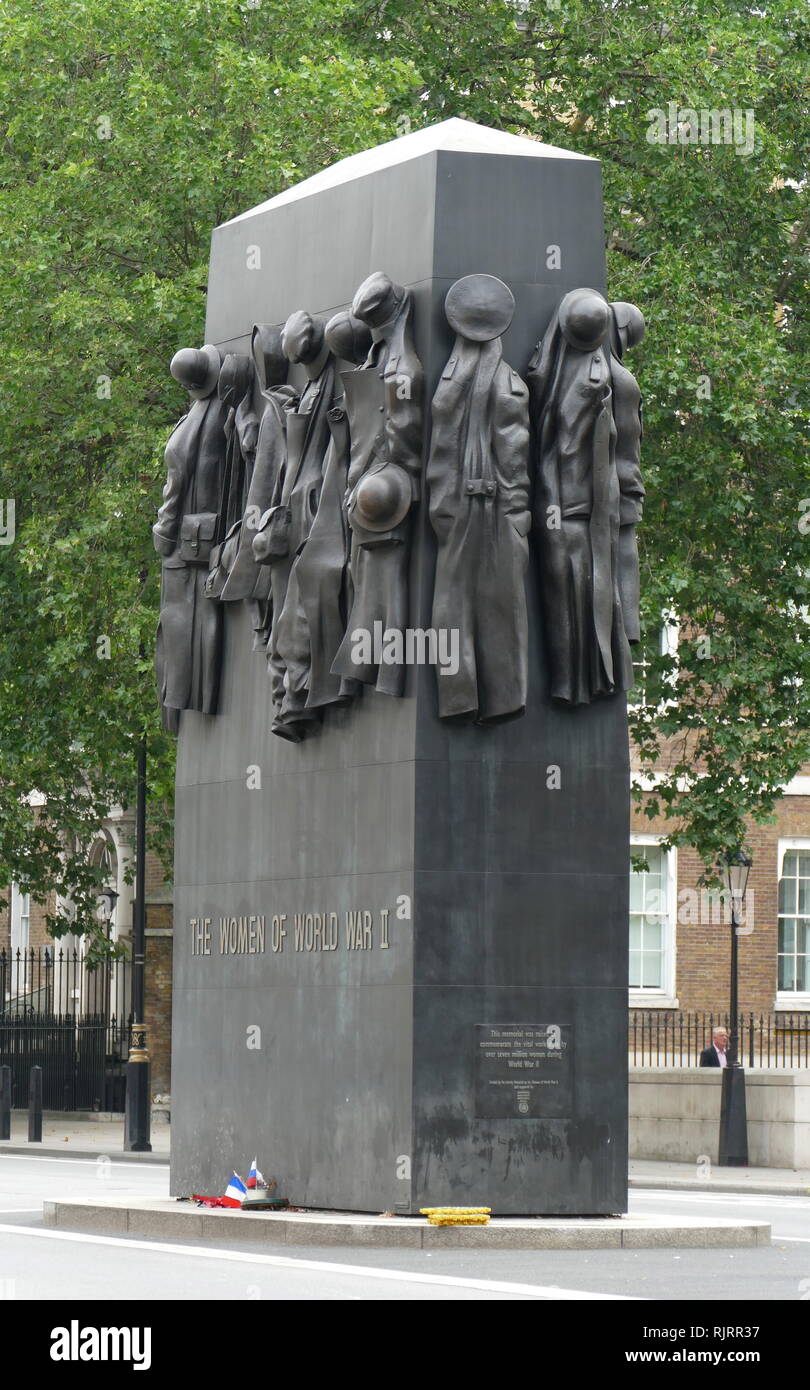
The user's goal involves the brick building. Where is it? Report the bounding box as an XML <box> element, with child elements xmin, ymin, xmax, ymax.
<box><xmin>629</xmin><ymin>767</ymin><xmax>810</xmax><ymax>1021</ymax></box>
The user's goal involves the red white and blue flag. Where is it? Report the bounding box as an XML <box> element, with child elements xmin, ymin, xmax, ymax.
<box><xmin>247</xmin><ymin>1158</ymin><xmax>265</xmax><ymax>1190</ymax></box>
<box><xmin>221</xmin><ymin>1172</ymin><xmax>247</xmax><ymax>1208</ymax></box>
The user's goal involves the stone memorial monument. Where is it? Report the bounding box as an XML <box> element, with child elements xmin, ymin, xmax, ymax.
<box><xmin>161</xmin><ymin>119</ymin><xmax>644</xmax><ymax>1214</ymax></box>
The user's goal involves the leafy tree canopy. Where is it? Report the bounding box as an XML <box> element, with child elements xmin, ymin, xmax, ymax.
<box><xmin>0</xmin><ymin>0</ymin><xmax>807</xmax><ymax>950</ymax></box>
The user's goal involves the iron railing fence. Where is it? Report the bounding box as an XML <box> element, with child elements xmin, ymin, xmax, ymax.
<box><xmin>0</xmin><ymin>948</ymin><xmax>132</xmax><ymax>1111</ymax></box>
<box><xmin>630</xmin><ymin>1010</ymin><xmax>810</xmax><ymax>1068</ymax></box>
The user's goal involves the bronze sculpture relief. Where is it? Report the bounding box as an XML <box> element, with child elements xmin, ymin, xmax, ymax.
<box><xmin>222</xmin><ymin>325</ymin><xmax>297</xmax><ymax>648</ymax></box>
<box><xmin>608</xmin><ymin>301</ymin><xmax>646</xmax><ymax>648</ymax></box>
<box><xmin>153</xmin><ymin>344</ymin><xmax>227</xmax><ymax>729</ymax></box>
<box><xmin>203</xmin><ymin>352</ymin><xmax>258</xmax><ymax>603</ymax></box>
<box><xmin>331</xmin><ymin>272</ymin><xmax>424</xmax><ymax>698</ymax></box>
<box><xmin>527</xmin><ymin>287</ymin><xmax>643</xmax><ymax>705</ymax></box>
<box><xmin>290</xmin><ymin>310</ymin><xmax>373</xmax><ymax>714</ymax></box>
<box><xmin>153</xmin><ymin>280</ymin><xmax>645</xmax><ymax>731</ymax></box>
<box><xmin>221</xmin><ymin>352</ymin><xmax>259</xmax><ymax>535</ymax></box>
<box><xmin>427</xmin><ymin>275</ymin><xmax>531</xmax><ymax>722</ymax></box>
<box><xmin>269</xmin><ymin>310</ymin><xmax>339</xmax><ymax>740</ymax></box>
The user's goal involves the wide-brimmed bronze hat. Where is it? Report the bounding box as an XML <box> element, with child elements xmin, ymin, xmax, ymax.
<box><xmin>350</xmin><ymin>463</ymin><xmax>412</xmax><ymax>532</ymax></box>
<box><xmin>445</xmin><ymin>274</ymin><xmax>515</xmax><ymax>342</ymax></box>
<box><xmin>170</xmin><ymin>343</ymin><xmax>221</xmax><ymax>400</ymax></box>
<box><xmin>558</xmin><ymin>288</ymin><xmax>610</xmax><ymax>352</ymax></box>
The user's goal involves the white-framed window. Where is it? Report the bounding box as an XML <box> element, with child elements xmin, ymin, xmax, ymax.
<box><xmin>9</xmin><ymin>882</ymin><xmax>30</xmax><ymax>995</ymax></box>
<box><xmin>776</xmin><ymin>839</ymin><xmax>810</xmax><ymax>1010</ymax></box>
<box><xmin>10</xmin><ymin>882</ymin><xmax>30</xmax><ymax>955</ymax></box>
<box><xmin>629</xmin><ymin>835</ymin><xmax>678</xmax><ymax>1008</ymax></box>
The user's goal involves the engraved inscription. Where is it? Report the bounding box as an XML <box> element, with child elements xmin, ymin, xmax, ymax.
<box><xmin>188</xmin><ymin>905</ymin><xmax>397</xmax><ymax>956</ymax></box>
<box><xmin>475</xmin><ymin>1023</ymin><xmax>573</xmax><ymax>1119</ymax></box>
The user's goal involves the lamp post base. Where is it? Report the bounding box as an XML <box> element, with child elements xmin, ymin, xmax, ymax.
<box><xmin>125</xmin><ymin>1024</ymin><xmax>152</xmax><ymax>1153</ymax></box>
<box><xmin>125</xmin><ymin>1061</ymin><xmax>152</xmax><ymax>1153</ymax></box>
<box><xmin>718</xmin><ymin>1065</ymin><xmax>748</xmax><ymax>1166</ymax></box>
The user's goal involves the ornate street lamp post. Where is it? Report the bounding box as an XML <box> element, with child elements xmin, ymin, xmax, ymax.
<box><xmin>718</xmin><ymin>848</ymin><xmax>752</xmax><ymax>1166</ymax></box>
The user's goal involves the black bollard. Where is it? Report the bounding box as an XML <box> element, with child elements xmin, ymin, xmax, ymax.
<box><xmin>28</xmin><ymin>1065</ymin><xmax>43</xmax><ymax>1143</ymax></box>
<box><xmin>125</xmin><ymin>1024</ymin><xmax>152</xmax><ymax>1153</ymax></box>
<box><xmin>0</xmin><ymin>1065</ymin><xmax>11</xmax><ymax>1141</ymax></box>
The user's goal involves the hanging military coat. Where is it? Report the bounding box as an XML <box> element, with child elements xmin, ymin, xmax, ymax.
<box><xmin>527</xmin><ymin>307</ymin><xmax>633</xmax><ymax>705</ymax></box>
<box><xmin>220</xmin><ymin>355</ymin><xmax>258</xmax><ymax>535</ymax></box>
<box><xmin>608</xmin><ymin>322</ymin><xmax>645</xmax><ymax>648</ymax></box>
<box><xmin>270</xmin><ymin>359</ymin><xmax>336</xmax><ymax>734</ymax></box>
<box><xmin>330</xmin><ymin>295</ymin><xmax>423</xmax><ymax>697</ymax></box>
<box><xmin>290</xmin><ymin>402</ymin><xmax>359</xmax><ymax>712</ymax></box>
<box><xmin>220</xmin><ymin>324</ymin><xmax>295</xmax><ymax>617</ymax></box>
<box><xmin>153</xmin><ymin>390</ymin><xmax>228</xmax><ymax>722</ymax></box>
<box><xmin>220</xmin><ymin>388</ymin><xmax>298</xmax><ymax>621</ymax></box>
<box><xmin>428</xmin><ymin>335</ymin><xmax>531</xmax><ymax>722</ymax></box>
<box><xmin>205</xmin><ymin>355</ymin><xmax>259</xmax><ymax>602</ymax></box>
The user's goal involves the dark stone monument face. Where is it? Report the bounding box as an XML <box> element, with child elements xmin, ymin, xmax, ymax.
<box><xmin>169</xmin><ymin>119</ymin><xmax>631</xmax><ymax>1215</ymax></box>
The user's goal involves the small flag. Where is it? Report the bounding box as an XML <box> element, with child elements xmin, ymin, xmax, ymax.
<box><xmin>221</xmin><ymin>1172</ymin><xmax>247</xmax><ymax>1208</ymax></box>
<box><xmin>247</xmin><ymin>1158</ymin><xmax>265</xmax><ymax>1190</ymax></box>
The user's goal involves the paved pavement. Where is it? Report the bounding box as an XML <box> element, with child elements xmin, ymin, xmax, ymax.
<box><xmin>0</xmin><ymin>1153</ymin><xmax>808</xmax><ymax>1300</ymax></box>
<box><xmin>0</xmin><ymin>1113</ymin><xmax>170</xmax><ymax>1161</ymax></box>
<box><xmin>630</xmin><ymin>1158</ymin><xmax>810</xmax><ymax>1196</ymax></box>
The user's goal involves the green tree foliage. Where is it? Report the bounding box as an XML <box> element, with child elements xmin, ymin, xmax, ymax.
<box><xmin>0</xmin><ymin>0</ymin><xmax>807</xmax><ymax>949</ymax></box>
<box><xmin>0</xmin><ymin>0</ymin><xmax>416</xmax><ymax>949</ymax></box>
<box><xmin>344</xmin><ymin>0</ymin><xmax>810</xmax><ymax>863</ymax></box>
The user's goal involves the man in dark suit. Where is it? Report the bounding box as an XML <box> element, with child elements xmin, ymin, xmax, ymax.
<box><xmin>700</xmin><ymin>1026</ymin><xmax>730</xmax><ymax>1067</ymax></box>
